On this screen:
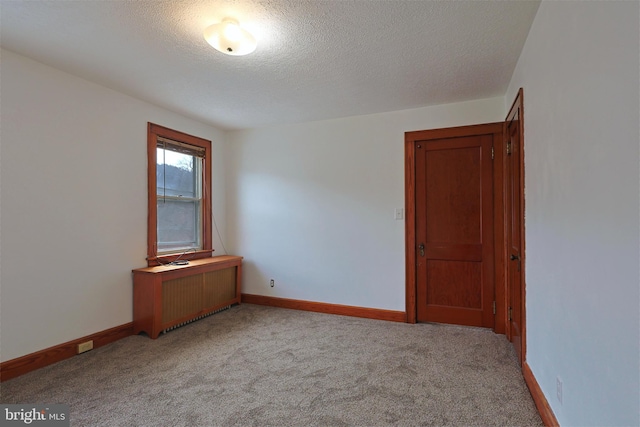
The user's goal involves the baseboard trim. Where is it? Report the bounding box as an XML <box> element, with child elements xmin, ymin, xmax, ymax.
<box><xmin>241</xmin><ymin>293</ymin><xmax>407</xmax><ymax>323</ymax></box>
<box><xmin>1</xmin><ymin>322</ymin><xmax>134</xmax><ymax>382</ymax></box>
<box><xmin>523</xmin><ymin>361</ymin><xmax>560</xmax><ymax>427</ymax></box>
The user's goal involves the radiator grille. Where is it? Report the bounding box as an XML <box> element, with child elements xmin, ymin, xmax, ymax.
<box><xmin>162</xmin><ymin>275</ymin><xmax>202</xmax><ymax>323</ymax></box>
<box><xmin>203</xmin><ymin>268</ymin><xmax>237</xmax><ymax>306</ymax></box>
<box><xmin>161</xmin><ymin>266</ymin><xmax>237</xmax><ymax>329</ymax></box>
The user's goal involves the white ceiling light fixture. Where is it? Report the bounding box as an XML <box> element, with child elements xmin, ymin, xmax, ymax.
<box><xmin>204</xmin><ymin>18</ymin><xmax>257</xmax><ymax>56</ymax></box>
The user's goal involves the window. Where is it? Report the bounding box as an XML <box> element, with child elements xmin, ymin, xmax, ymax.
<box><xmin>147</xmin><ymin>123</ymin><xmax>212</xmax><ymax>265</ymax></box>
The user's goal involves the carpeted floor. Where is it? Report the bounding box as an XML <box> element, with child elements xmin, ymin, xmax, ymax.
<box><xmin>1</xmin><ymin>304</ymin><xmax>543</xmax><ymax>426</ymax></box>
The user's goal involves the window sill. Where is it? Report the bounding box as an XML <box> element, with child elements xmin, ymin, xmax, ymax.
<box><xmin>147</xmin><ymin>249</ymin><xmax>214</xmax><ymax>267</ymax></box>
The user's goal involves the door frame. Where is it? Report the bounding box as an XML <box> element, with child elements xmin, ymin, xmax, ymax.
<box><xmin>404</xmin><ymin>122</ymin><xmax>507</xmax><ymax>333</ymax></box>
<box><xmin>505</xmin><ymin>88</ymin><xmax>526</xmax><ymax>362</ymax></box>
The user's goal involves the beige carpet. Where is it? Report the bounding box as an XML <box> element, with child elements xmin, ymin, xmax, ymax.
<box><xmin>1</xmin><ymin>304</ymin><xmax>543</xmax><ymax>426</ymax></box>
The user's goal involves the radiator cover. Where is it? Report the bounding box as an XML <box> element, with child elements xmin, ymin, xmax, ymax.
<box><xmin>132</xmin><ymin>256</ymin><xmax>243</xmax><ymax>338</ymax></box>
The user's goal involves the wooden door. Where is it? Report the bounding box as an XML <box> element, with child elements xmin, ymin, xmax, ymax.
<box><xmin>414</xmin><ymin>131</ymin><xmax>494</xmax><ymax>328</ymax></box>
<box><xmin>506</xmin><ymin>89</ymin><xmax>525</xmax><ymax>364</ymax></box>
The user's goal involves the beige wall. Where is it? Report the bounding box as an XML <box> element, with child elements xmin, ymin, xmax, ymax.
<box><xmin>225</xmin><ymin>98</ymin><xmax>504</xmax><ymax>310</ymax></box>
<box><xmin>506</xmin><ymin>2</ymin><xmax>640</xmax><ymax>425</ymax></box>
<box><xmin>0</xmin><ymin>49</ymin><xmax>228</xmax><ymax>362</ymax></box>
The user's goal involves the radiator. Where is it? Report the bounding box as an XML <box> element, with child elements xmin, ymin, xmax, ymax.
<box><xmin>162</xmin><ymin>305</ymin><xmax>231</xmax><ymax>333</ymax></box>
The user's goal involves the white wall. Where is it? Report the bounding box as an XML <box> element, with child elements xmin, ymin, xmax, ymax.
<box><xmin>0</xmin><ymin>49</ymin><xmax>227</xmax><ymax>362</ymax></box>
<box><xmin>225</xmin><ymin>98</ymin><xmax>504</xmax><ymax>311</ymax></box>
<box><xmin>506</xmin><ymin>2</ymin><xmax>639</xmax><ymax>425</ymax></box>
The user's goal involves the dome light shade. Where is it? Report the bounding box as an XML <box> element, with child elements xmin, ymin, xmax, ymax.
<box><xmin>204</xmin><ymin>18</ymin><xmax>257</xmax><ymax>56</ymax></box>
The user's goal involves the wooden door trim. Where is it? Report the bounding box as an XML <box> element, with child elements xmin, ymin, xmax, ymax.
<box><xmin>405</xmin><ymin>135</ymin><xmax>417</xmax><ymax>323</ymax></box>
<box><xmin>506</xmin><ymin>88</ymin><xmax>526</xmax><ymax>362</ymax></box>
<box><xmin>405</xmin><ymin>122</ymin><xmax>503</xmax><ymax>326</ymax></box>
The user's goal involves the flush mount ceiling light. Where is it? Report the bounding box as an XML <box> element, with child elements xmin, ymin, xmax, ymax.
<box><xmin>203</xmin><ymin>18</ymin><xmax>257</xmax><ymax>56</ymax></box>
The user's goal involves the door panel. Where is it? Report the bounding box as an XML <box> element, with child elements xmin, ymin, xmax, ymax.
<box><xmin>427</xmin><ymin>260</ymin><xmax>482</xmax><ymax>308</ymax></box>
<box><xmin>425</xmin><ymin>146</ymin><xmax>481</xmax><ymax>244</ymax></box>
<box><xmin>415</xmin><ymin>134</ymin><xmax>494</xmax><ymax>328</ymax></box>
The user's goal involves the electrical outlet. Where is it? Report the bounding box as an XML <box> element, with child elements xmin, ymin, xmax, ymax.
<box><xmin>270</xmin><ymin>279</ymin><xmax>275</xmax><ymax>288</ymax></box>
<box><xmin>77</xmin><ymin>340</ymin><xmax>94</xmax><ymax>354</ymax></box>
<box><xmin>556</xmin><ymin>376</ymin><xmax>563</xmax><ymax>404</ymax></box>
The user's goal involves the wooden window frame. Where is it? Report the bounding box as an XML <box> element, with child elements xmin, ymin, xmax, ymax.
<box><xmin>147</xmin><ymin>123</ymin><xmax>213</xmax><ymax>266</ymax></box>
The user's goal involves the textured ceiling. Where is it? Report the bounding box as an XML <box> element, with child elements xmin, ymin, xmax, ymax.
<box><xmin>1</xmin><ymin>0</ymin><xmax>540</xmax><ymax>130</ymax></box>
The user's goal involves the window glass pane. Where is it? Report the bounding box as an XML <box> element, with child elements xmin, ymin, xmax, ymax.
<box><xmin>156</xmin><ymin>148</ymin><xmax>197</xmax><ymax>198</ymax></box>
<box><xmin>157</xmin><ymin>200</ymin><xmax>201</xmax><ymax>252</ymax></box>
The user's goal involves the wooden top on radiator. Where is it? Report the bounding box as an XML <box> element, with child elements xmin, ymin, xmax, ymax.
<box><xmin>133</xmin><ymin>255</ymin><xmax>243</xmax><ymax>275</ymax></box>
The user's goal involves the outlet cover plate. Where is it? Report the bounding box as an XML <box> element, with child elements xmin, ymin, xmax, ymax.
<box><xmin>556</xmin><ymin>377</ymin><xmax>563</xmax><ymax>404</ymax></box>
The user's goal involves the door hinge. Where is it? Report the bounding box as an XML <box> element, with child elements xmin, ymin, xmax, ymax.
<box><xmin>491</xmin><ymin>146</ymin><xmax>495</xmax><ymax>160</ymax></box>
<box><xmin>506</xmin><ymin>141</ymin><xmax>512</xmax><ymax>155</ymax></box>
<box><xmin>492</xmin><ymin>301</ymin><xmax>496</xmax><ymax>315</ymax></box>
<box><xmin>508</xmin><ymin>307</ymin><xmax>513</xmax><ymax>321</ymax></box>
